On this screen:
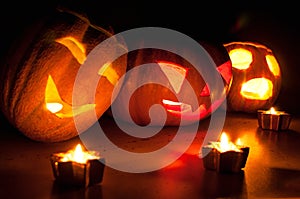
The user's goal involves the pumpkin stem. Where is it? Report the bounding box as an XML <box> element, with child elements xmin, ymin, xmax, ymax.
<box><xmin>56</xmin><ymin>5</ymin><xmax>128</xmax><ymax>53</ymax></box>
<box><xmin>56</xmin><ymin>6</ymin><xmax>114</xmax><ymax>38</ymax></box>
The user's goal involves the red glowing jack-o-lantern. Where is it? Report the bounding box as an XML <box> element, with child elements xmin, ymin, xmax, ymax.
<box><xmin>109</xmin><ymin>41</ymin><xmax>232</xmax><ymax>126</ymax></box>
<box><xmin>0</xmin><ymin>8</ymin><xmax>127</xmax><ymax>142</ymax></box>
<box><xmin>224</xmin><ymin>41</ymin><xmax>281</xmax><ymax>113</ymax></box>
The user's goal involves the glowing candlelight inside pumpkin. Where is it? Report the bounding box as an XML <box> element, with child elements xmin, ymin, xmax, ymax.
<box><xmin>45</xmin><ymin>75</ymin><xmax>96</xmax><ymax>118</ymax></box>
<box><xmin>240</xmin><ymin>77</ymin><xmax>273</xmax><ymax>100</ymax></box>
<box><xmin>201</xmin><ymin>132</ymin><xmax>249</xmax><ymax>173</ymax></box>
<box><xmin>55</xmin><ymin>36</ymin><xmax>86</xmax><ymax>64</ymax></box>
<box><xmin>162</xmin><ymin>99</ymin><xmax>192</xmax><ymax>113</ymax></box>
<box><xmin>50</xmin><ymin>144</ymin><xmax>105</xmax><ymax>187</ymax></box>
<box><xmin>257</xmin><ymin>107</ymin><xmax>292</xmax><ymax>131</ymax></box>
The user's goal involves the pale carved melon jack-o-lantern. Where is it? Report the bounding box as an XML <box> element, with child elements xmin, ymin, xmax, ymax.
<box><xmin>109</xmin><ymin>41</ymin><xmax>232</xmax><ymax>126</ymax></box>
<box><xmin>0</xmin><ymin>8</ymin><xmax>127</xmax><ymax>142</ymax></box>
<box><xmin>224</xmin><ymin>41</ymin><xmax>281</xmax><ymax>113</ymax></box>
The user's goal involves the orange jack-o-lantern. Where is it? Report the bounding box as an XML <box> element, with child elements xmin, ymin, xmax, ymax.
<box><xmin>224</xmin><ymin>41</ymin><xmax>281</xmax><ymax>113</ymax></box>
<box><xmin>109</xmin><ymin>41</ymin><xmax>232</xmax><ymax>126</ymax></box>
<box><xmin>0</xmin><ymin>8</ymin><xmax>127</xmax><ymax>142</ymax></box>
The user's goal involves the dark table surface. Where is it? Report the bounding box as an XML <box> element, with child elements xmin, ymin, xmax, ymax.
<box><xmin>1</xmin><ymin>111</ymin><xmax>300</xmax><ymax>199</ymax></box>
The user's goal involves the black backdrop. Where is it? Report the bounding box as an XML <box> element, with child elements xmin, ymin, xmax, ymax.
<box><xmin>1</xmin><ymin>0</ymin><xmax>299</xmax><ymax>114</ymax></box>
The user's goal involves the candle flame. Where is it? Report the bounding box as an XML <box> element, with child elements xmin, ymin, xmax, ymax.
<box><xmin>220</xmin><ymin>133</ymin><xmax>230</xmax><ymax>151</ymax></box>
<box><xmin>60</xmin><ymin>144</ymin><xmax>99</xmax><ymax>164</ymax></box>
<box><xmin>264</xmin><ymin>107</ymin><xmax>285</xmax><ymax>115</ymax></box>
<box><xmin>216</xmin><ymin>132</ymin><xmax>241</xmax><ymax>152</ymax></box>
<box><xmin>73</xmin><ymin>144</ymin><xmax>85</xmax><ymax>163</ymax></box>
<box><xmin>236</xmin><ymin>138</ymin><xmax>242</xmax><ymax>146</ymax></box>
<box><xmin>269</xmin><ymin>107</ymin><xmax>277</xmax><ymax>114</ymax></box>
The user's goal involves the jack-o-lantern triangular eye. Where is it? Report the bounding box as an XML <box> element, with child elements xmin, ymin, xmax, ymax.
<box><xmin>217</xmin><ymin>61</ymin><xmax>232</xmax><ymax>84</ymax></box>
<box><xmin>45</xmin><ymin>75</ymin><xmax>64</xmax><ymax>113</ymax></box>
<box><xmin>55</xmin><ymin>36</ymin><xmax>87</xmax><ymax>64</ymax></box>
<box><xmin>200</xmin><ymin>84</ymin><xmax>210</xmax><ymax>96</ymax></box>
<box><xmin>228</xmin><ymin>48</ymin><xmax>252</xmax><ymax>70</ymax></box>
<box><xmin>98</xmin><ymin>62</ymin><xmax>119</xmax><ymax>86</ymax></box>
<box><xmin>158</xmin><ymin>61</ymin><xmax>188</xmax><ymax>94</ymax></box>
<box><xmin>45</xmin><ymin>75</ymin><xmax>96</xmax><ymax>118</ymax></box>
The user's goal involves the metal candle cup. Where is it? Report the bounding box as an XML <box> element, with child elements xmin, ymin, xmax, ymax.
<box><xmin>50</xmin><ymin>144</ymin><xmax>105</xmax><ymax>187</ymax></box>
<box><xmin>201</xmin><ymin>133</ymin><xmax>249</xmax><ymax>173</ymax></box>
<box><xmin>257</xmin><ymin>107</ymin><xmax>292</xmax><ymax>131</ymax></box>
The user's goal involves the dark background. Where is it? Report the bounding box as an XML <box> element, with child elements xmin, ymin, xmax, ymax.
<box><xmin>1</xmin><ymin>0</ymin><xmax>300</xmax><ymax>114</ymax></box>
<box><xmin>0</xmin><ymin>2</ymin><xmax>300</xmax><ymax>199</ymax></box>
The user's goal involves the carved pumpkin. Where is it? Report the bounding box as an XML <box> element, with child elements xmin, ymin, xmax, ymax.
<box><xmin>0</xmin><ymin>8</ymin><xmax>127</xmax><ymax>142</ymax></box>
<box><xmin>109</xmin><ymin>41</ymin><xmax>232</xmax><ymax>126</ymax></box>
<box><xmin>224</xmin><ymin>41</ymin><xmax>281</xmax><ymax>113</ymax></box>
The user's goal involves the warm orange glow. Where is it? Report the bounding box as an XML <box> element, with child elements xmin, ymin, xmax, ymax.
<box><xmin>266</xmin><ymin>55</ymin><xmax>280</xmax><ymax>76</ymax></box>
<box><xmin>241</xmin><ymin>78</ymin><xmax>273</xmax><ymax>100</ymax></box>
<box><xmin>98</xmin><ymin>62</ymin><xmax>119</xmax><ymax>85</ymax></box>
<box><xmin>235</xmin><ymin>138</ymin><xmax>242</xmax><ymax>146</ymax></box>
<box><xmin>45</xmin><ymin>75</ymin><xmax>96</xmax><ymax>118</ymax></box>
<box><xmin>55</xmin><ymin>36</ymin><xmax>86</xmax><ymax>64</ymax></box>
<box><xmin>60</xmin><ymin>144</ymin><xmax>100</xmax><ymax>164</ymax></box>
<box><xmin>162</xmin><ymin>99</ymin><xmax>192</xmax><ymax>113</ymax></box>
<box><xmin>200</xmin><ymin>84</ymin><xmax>210</xmax><ymax>96</ymax></box>
<box><xmin>269</xmin><ymin>107</ymin><xmax>277</xmax><ymax>114</ymax></box>
<box><xmin>211</xmin><ymin>132</ymin><xmax>241</xmax><ymax>153</ymax></box>
<box><xmin>265</xmin><ymin>107</ymin><xmax>285</xmax><ymax>115</ymax></box>
<box><xmin>46</xmin><ymin>103</ymin><xmax>63</xmax><ymax>114</ymax></box>
<box><xmin>158</xmin><ymin>61</ymin><xmax>188</xmax><ymax>94</ymax></box>
<box><xmin>217</xmin><ymin>61</ymin><xmax>233</xmax><ymax>84</ymax></box>
<box><xmin>219</xmin><ymin>132</ymin><xmax>241</xmax><ymax>152</ymax></box>
<box><xmin>228</xmin><ymin>48</ymin><xmax>252</xmax><ymax>70</ymax></box>
<box><xmin>45</xmin><ymin>75</ymin><xmax>64</xmax><ymax>113</ymax></box>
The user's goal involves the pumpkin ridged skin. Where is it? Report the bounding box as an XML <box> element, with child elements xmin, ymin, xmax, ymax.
<box><xmin>0</xmin><ymin>9</ymin><xmax>127</xmax><ymax>142</ymax></box>
<box><xmin>109</xmin><ymin>41</ymin><xmax>232</xmax><ymax>126</ymax></box>
<box><xmin>224</xmin><ymin>41</ymin><xmax>282</xmax><ymax>113</ymax></box>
